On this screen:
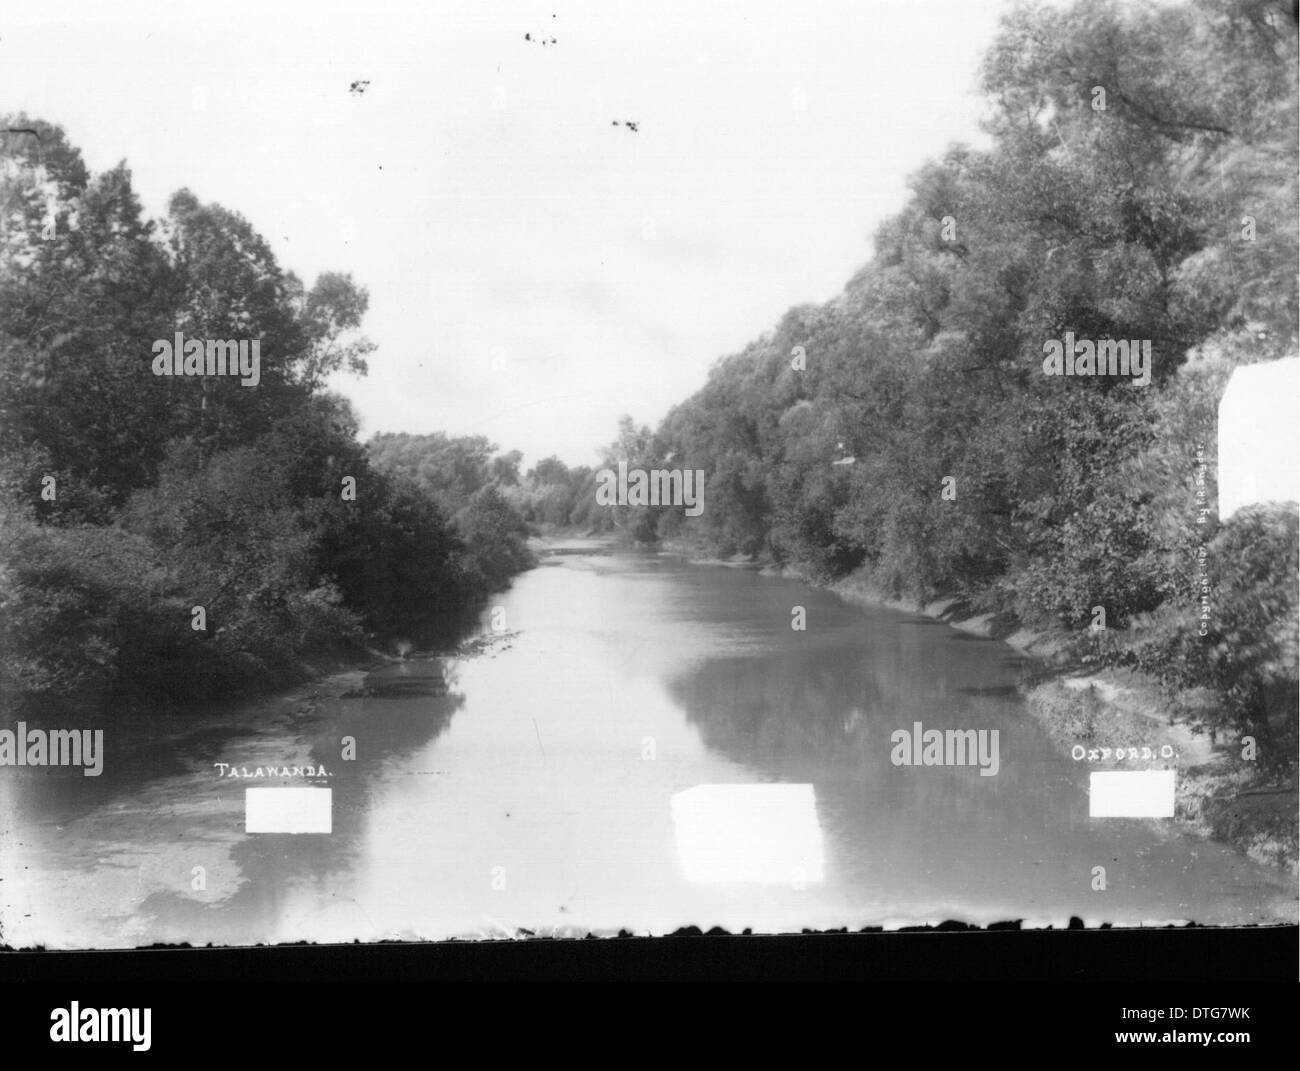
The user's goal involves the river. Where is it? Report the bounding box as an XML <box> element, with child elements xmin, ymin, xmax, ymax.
<box><xmin>1</xmin><ymin>542</ymin><xmax>1294</xmax><ymax>948</ymax></box>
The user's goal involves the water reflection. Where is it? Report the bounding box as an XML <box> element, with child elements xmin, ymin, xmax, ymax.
<box><xmin>2</xmin><ymin>548</ymin><xmax>1295</xmax><ymax>948</ymax></box>
<box><xmin>0</xmin><ymin>655</ymin><xmax>470</xmax><ymax>948</ymax></box>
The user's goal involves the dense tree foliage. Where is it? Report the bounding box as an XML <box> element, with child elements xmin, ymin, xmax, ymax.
<box><xmin>368</xmin><ymin>433</ymin><xmax>500</xmax><ymax>515</ymax></box>
<box><xmin>2</xmin><ymin>0</ymin><xmax>1294</xmax><ymax>757</ymax></box>
<box><xmin>647</xmin><ymin>0</ymin><xmax>1298</xmax><ymax>746</ymax></box>
<box><xmin>0</xmin><ymin>119</ymin><xmax>531</xmax><ymax>712</ymax></box>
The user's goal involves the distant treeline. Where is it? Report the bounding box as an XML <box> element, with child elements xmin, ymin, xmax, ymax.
<box><xmin>580</xmin><ymin>1</ymin><xmax>1300</xmax><ymax>760</ymax></box>
<box><xmin>0</xmin><ymin>121</ymin><xmax>533</xmax><ymax>713</ymax></box>
<box><xmin>489</xmin><ymin>417</ymin><xmax>664</xmax><ymax>538</ymax></box>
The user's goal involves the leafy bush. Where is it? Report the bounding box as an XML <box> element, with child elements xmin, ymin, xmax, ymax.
<box><xmin>457</xmin><ymin>484</ymin><xmax>536</xmax><ymax>591</ymax></box>
<box><xmin>1118</xmin><ymin>504</ymin><xmax>1298</xmax><ymax>767</ymax></box>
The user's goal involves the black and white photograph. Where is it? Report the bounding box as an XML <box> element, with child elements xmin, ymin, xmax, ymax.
<box><xmin>0</xmin><ymin>0</ymin><xmax>1297</xmax><ymax>1004</ymax></box>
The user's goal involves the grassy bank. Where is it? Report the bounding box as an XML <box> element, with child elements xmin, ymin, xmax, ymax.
<box><xmin>1027</xmin><ymin>675</ymin><xmax>1298</xmax><ymax>875</ymax></box>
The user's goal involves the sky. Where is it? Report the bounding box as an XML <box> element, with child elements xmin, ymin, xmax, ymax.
<box><xmin>0</xmin><ymin>0</ymin><xmax>1011</xmax><ymax>468</ymax></box>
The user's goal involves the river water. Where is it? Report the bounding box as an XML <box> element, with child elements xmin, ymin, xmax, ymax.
<box><xmin>1</xmin><ymin>543</ymin><xmax>1294</xmax><ymax>948</ymax></box>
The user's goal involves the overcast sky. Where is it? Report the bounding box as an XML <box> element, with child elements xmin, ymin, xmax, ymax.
<box><xmin>1</xmin><ymin>0</ymin><xmax>1010</xmax><ymax>468</ymax></box>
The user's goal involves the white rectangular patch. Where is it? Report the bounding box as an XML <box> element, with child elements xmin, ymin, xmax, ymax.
<box><xmin>1089</xmin><ymin>770</ymin><xmax>1176</xmax><ymax>818</ymax></box>
<box><xmin>245</xmin><ymin>787</ymin><xmax>332</xmax><ymax>833</ymax></box>
<box><xmin>670</xmin><ymin>783</ymin><xmax>824</xmax><ymax>885</ymax></box>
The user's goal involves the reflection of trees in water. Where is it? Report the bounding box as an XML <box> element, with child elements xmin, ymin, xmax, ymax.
<box><xmin>325</xmin><ymin>659</ymin><xmax>467</xmax><ymax>786</ymax></box>
<box><xmin>95</xmin><ymin>661</ymin><xmax>470</xmax><ymax>948</ymax></box>
<box><xmin>17</xmin><ymin>644</ymin><xmax>481</xmax><ymax>946</ymax></box>
<box><xmin>667</xmin><ymin>648</ymin><xmax>1086</xmax><ymax>847</ymax></box>
<box><xmin>665</xmin><ymin>634</ymin><xmax>997</xmax><ymax>766</ymax></box>
<box><xmin>192</xmin><ymin>660</ymin><xmax>470</xmax><ymax>944</ymax></box>
<box><xmin>7</xmin><ymin>608</ymin><xmax>484</xmax><ymax>826</ymax></box>
<box><xmin>667</xmin><ymin>648</ymin><xmax>880</xmax><ymax>763</ymax></box>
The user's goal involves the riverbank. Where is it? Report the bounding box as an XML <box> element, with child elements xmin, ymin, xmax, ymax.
<box><xmin>131</xmin><ymin>623</ymin><xmax>521</xmax><ymax>756</ymax></box>
<box><xmin>673</xmin><ymin>549</ymin><xmax>1298</xmax><ymax>878</ymax></box>
<box><xmin>1025</xmin><ymin>673</ymin><xmax>1298</xmax><ymax>875</ymax></box>
<box><xmin>829</xmin><ymin>567</ymin><xmax>1296</xmax><ymax>875</ymax></box>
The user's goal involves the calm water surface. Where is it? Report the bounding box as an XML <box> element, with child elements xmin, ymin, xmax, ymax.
<box><xmin>2</xmin><ymin>545</ymin><xmax>1294</xmax><ymax>948</ymax></box>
